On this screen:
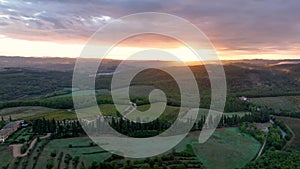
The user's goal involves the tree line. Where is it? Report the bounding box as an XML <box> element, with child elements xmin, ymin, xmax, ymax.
<box><xmin>32</xmin><ymin>118</ymin><xmax>85</xmax><ymax>138</ymax></box>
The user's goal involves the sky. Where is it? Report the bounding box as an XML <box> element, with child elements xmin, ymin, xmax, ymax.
<box><xmin>0</xmin><ymin>0</ymin><xmax>300</xmax><ymax>61</ymax></box>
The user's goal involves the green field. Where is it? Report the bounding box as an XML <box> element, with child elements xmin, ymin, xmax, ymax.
<box><xmin>22</xmin><ymin>110</ymin><xmax>77</xmax><ymax>120</ymax></box>
<box><xmin>25</xmin><ymin>139</ymin><xmax>49</xmax><ymax>169</ymax></box>
<box><xmin>107</xmin><ymin>103</ymin><xmax>183</xmax><ymax>122</ymax></box>
<box><xmin>78</xmin><ymin>103</ymin><xmax>183</xmax><ymax>122</ymax></box>
<box><xmin>249</xmin><ymin>96</ymin><xmax>300</xmax><ymax>113</ymax></box>
<box><xmin>35</xmin><ymin>137</ymin><xmax>111</xmax><ymax>168</ymax></box>
<box><xmin>0</xmin><ymin>104</ymin><xmax>248</xmax><ymax>122</ymax></box>
<box><xmin>33</xmin><ymin>128</ymin><xmax>260</xmax><ymax>169</ymax></box>
<box><xmin>191</xmin><ymin>128</ymin><xmax>261</xmax><ymax>169</ymax></box>
<box><xmin>100</xmin><ymin>104</ymin><xmax>247</xmax><ymax>122</ymax></box>
<box><xmin>0</xmin><ymin>103</ymin><xmax>182</xmax><ymax>122</ymax></box>
<box><xmin>0</xmin><ymin>106</ymin><xmax>77</xmax><ymax>120</ymax></box>
<box><xmin>277</xmin><ymin>116</ymin><xmax>300</xmax><ymax>150</ymax></box>
<box><xmin>0</xmin><ymin>127</ymin><xmax>261</xmax><ymax>169</ymax></box>
<box><xmin>0</xmin><ymin>106</ymin><xmax>59</xmax><ymax>120</ymax></box>
<box><xmin>50</xmin><ymin>89</ymin><xmax>110</xmax><ymax>98</ymax></box>
<box><xmin>0</xmin><ymin>145</ymin><xmax>13</xmax><ymax>169</ymax></box>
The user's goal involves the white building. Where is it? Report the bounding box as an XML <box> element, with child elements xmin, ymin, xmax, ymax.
<box><xmin>0</xmin><ymin>120</ymin><xmax>23</xmax><ymax>143</ymax></box>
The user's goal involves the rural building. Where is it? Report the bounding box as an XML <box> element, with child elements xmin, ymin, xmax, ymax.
<box><xmin>0</xmin><ymin>120</ymin><xmax>23</xmax><ymax>142</ymax></box>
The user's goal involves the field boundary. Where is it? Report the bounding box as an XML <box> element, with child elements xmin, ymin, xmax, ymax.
<box><xmin>276</xmin><ymin>116</ymin><xmax>296</xmax><ymax>151</ymax></box>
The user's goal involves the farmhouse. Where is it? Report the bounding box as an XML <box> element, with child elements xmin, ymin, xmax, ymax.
<box><xmin>256</xmin><ymin>123</ymin><xmax>269</xmax><ymax>133</ymax></box>
<box><xmin>0</xmin><ymin>120</ymin><xmax>23</xmax><ymax>142</ymax></box>
<box><xmin>239</xmin><ymin>96</ymin><xmax>248</xmax><ymax>101</ymax></box>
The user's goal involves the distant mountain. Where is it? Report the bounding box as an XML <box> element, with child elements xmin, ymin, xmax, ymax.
<box><xmin>0</xmin><ymin>56</ymin><xmax>299</xmax><ymax>101</ymax></box>
<box><xmin>1</xmin><ymin>56</ymin><xmax>299</xmax><ymax>71</ymax></box>
<box><xmin>0</xmin><ymin>56</ymin><xmax>190</xmax><ymax>72</ymax></box>
<box><xmin>0</xmin><ymin>56</ymin><xmax>76</xmax><ymax>72</ymax></box>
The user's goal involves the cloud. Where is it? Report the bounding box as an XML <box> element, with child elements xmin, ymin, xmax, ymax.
<box><xmin>0</xmin><ymin>0</ymin><xmax>300</xmax><ymax>58</ymax></box>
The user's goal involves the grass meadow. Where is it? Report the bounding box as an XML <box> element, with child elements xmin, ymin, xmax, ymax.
<box><xmin>249</xmin><ymin>96</ymin><xmax>300</xmax><ymax>113</ymax></box>
<box><xmin>33</xmin><ymin>128</ymin><xmax>260</xmax><ymax>169</ymax></box>
<box><xmin>191</xmin><ymin>128</ymin><xmax>261</xmax><ymax>169</ymax></box>
<box><xmin>0</xmin><ymin>106</ymin><xmax>59</xmax><ymax>120</ymax></box>
<box><xmin>0</xmin><ymin>145</ymin><xmax>13</xmax><ymax>169</ymax></box>
<box><xmin>0</xmin><ymin>103</ymin><xmax>248</xmax><ymax>122</ymax></box>
<box><xmin>276</xmin><ymin>116</ymin><xmax>300</xmax><ymax>150</ymax></box>
<box><xmin>35</xmin><ymin>137</ymin><xmax>111</xmax><ymax>168</ymax></box>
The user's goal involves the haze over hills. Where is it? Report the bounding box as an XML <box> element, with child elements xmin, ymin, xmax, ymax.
<box><xmin>0</xmin><ymin>56</ymin><xmax>193</xmax><ymax>72</ymax></box>
<box><xmin>0</xmin><ymin>56</ymin><xmax>299</xmax><ymax>102</ymax></box>
<box><xmin>1</xmin><ymin>55</ymin><xmax>300</xmax><ymax>71</ymax></box>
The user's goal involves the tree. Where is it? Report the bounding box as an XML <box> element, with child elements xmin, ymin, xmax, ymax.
<box><xmin>46</xmin><ymin>159</ymin><xmax>54</xmax><ymax>169</ymax></box>
<box><xmin>153</xmin><ymin>164</ymin><xmax>159</xmax><ymax>169</ymax></box>
<box><xmin>90</xmin><ymin>161</ymin><xmax>98</xmax><ymax>169</ymax></box>
<box><xmin>50</xmin><ymin>150</ymin><xmax>56</xmax><ymax>158</ymax></box>
<box><xmin>72</xmin><ymin>156</ymin><xmax>80</xmax><ymax>168</ymax></box>
<box><xmin>80</xmin><ymin>162</ymin><xmax>86</xmax><ymax>169</ymax></box>
<box><xmin>176</xmin><ymin>164</ymin><xmax>186</xmax><ymax>169</ymax></box>
<box><xmin>139</xmin><ymin>164</ymin><xmax>151</xmax><ymax>169</ymax></box>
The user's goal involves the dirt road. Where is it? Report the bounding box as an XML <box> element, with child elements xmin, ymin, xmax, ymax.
<box><xmin>10</xmin><ymin>133</ymin><xmax>51</xmax><ymax>157</ymax></box>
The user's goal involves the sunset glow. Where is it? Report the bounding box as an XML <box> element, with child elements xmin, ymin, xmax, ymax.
<box><xmin>0</xmin><ymin>0</ymin><xmax>300</xmax><ymax>60</ymax></box>
<box><xmin>1</xmin><ymin>35</ymin><xmax>299</xmax><ymax>61</ymax></box>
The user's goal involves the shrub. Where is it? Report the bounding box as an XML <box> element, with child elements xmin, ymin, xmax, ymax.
<box><xmin>20</xmin><ymin>142</ymin><xmax>29</xmax><ymax>154</ymax></box>
<box><xmin>64</xmin><ymin>154</ymin><xmax>72</xmax><ymax>164</ymax></box>
<box><xmin>1</xmin><ymin>164</ymin><xmax>9</xmax><ymax>169</ymax></box>
<box><xmin>46</xmin><ymin>159</ymin><xmax>54</xmax><ymax>169</ymax></box>
<box><xmin>72</xmin><ymin>156</ymin><xmax>80</xmax><ymax>167</ymax></box>
<box><xmin>50</xmin><ymin>150</ymin><xmax>56</xmax><ymax>158</ymax></box>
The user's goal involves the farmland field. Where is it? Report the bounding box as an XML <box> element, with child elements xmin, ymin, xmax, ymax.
<box><xmin>276</xmin><ymin>116</ymin><xmax>300</xmax><ymax>150</ymax></box>
<box><xmin>0</xmin><ymin>106</ymin><xmax>59</xmax><ymax>120</ymax></box>
<box><xmin>192</xmin><ymin>128</ymin><xmax>261</xmax><ymax>169</ymax></box>
<box><xmin>50</xmin><ymin>89</ymin><xmax>110</xmax><ymax>98</ymax></box>
<box><xmin>22</xmin><ymin>110</ymin><xmax>77</xmax><ymax>120</ymax></box>
<box><xmin>249</xmin><ymin>96</ymin><xmax>300</xmax><ymax>113</ymax></box>
<box><xmin>32</xmin><ymin>128</ymin><xmax>261</xmax><ymax>169</ymax></box>
<box><xmin>0</xmin><ymin>104</ymin><xmax>248</xmax><ymax>122</ymax></box>
<box><xmin>0</xmin><ymin>106</ymin><xmax>77</xmax><ymax>120</ymax></box>
<box><xmin>35</xmin><ymin>137</ymin><xmax>111</xmax><ymax>168</ymax></box>
<box><xmin>99</xmin><ymin>103</ymin><xmax>183</xmax><ymax>121</ymax></box>
<box><xmin>0</xmin><ymin>145</ymin><xmax>13</xmax><ymax>169</ymax></box>
<box><xmin>25</xmin><ymin>139</ymin><xmax>49</xmax><ymax>169</ymax></box>
<box><xmin>99</xmin><ymin>104</ymin><xmax>247</xmax><ymax>121</ymax></box>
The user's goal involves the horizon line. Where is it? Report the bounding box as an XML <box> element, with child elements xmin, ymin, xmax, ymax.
<box><xmin>1</xmin><ymin>55</ymin><xmax>300</xmax><ymax>62</ymax></box>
